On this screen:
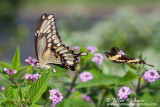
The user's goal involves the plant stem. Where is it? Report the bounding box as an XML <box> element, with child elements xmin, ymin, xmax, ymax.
<box><xmin>65</xmin><ymin>70</ymin><xmax>80</xmax><ymax>98</ymax></box>
<box><xmin>135</xmin><ymin>67</ymin><xmax>142</xmax><ymax>107</ymax></box>
<box><xmin>10</xmin><ymin>76</ymin><xmax>18</xmax><ymax>86</ymax></box>
<box><xmin>0</xmin><ymin>94</ymin><xmax>3</xmax><ymax>98</ymax></box>
<box><xmin>44</xmin><ymin>100</ymin><xmax>51</xmax><ymax>107</ymax></box>
<box><xmin>136</xmin><ymin>67</ymin><xmax>141</xmax><ymax>93</ymax></box>
<box><xmin>136</xmin><ymin>77</ymin><xmax>141</xmax><ymax>93</ymax></box>
<box><xmin>98</xmin><ymin>89</ymin><xmax>107</xmax><ymax>107</ymax></box>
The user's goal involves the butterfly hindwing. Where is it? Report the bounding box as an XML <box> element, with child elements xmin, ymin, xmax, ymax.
<box><xmin>51</xmin><ymin>44</ymin><xmax>87</xmax><ymax>70</ymax></box>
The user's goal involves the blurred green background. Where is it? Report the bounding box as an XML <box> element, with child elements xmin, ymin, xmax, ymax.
<box><xmin>0</xmin><ymin>0</ymin><xmax>160</xmax><ymax>69</ymax></box>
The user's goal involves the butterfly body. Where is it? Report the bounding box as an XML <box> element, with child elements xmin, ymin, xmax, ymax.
<box><xmin>35</xmin><ymin>14</ymin><xmax>87</xmax><ymax>71</ymax></box>
<box><xmin>107</xmin><ymin>54</ymin><xmax>121</xmax><ymax>61</ymax></box>
<box><xmin>105</xmin><ymin>47</ymin><xmax>154</xmax><ymax>67</ymax></box>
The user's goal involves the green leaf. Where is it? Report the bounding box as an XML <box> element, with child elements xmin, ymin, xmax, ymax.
<box><xmin>21</xmin><ymin>85</ymin><xmax>31</xmax><ymax>98</ymax></box>
<box><xmin>149</xmin><ymin>79</ymin><xmax>160</xmax><ymax>89</ymax></box>
<box><xmin>5</xmin><ymin>104</ymin><xmax>15</xmax><ymax>107</ymax></box>
<box><xmin>51</xmin><ymin>66</ymin><xmax>69</xmax><ymax>77</ymax></box>
<box><xmin>0</xmin><ymin>61</ymin><xmax>12</xmax><ymax>69</ymax></box>
<box><xmin>15</xmin><ymin>65</ymin><xmax>28</xmax><ymax>76</ymax></box>
<box><xmin>0</xmin><ymin>98</ymin><xmax>7</xmax><ymax>104</ymax></box>
<box><xmin>57</xmin><ymin>92</ymin><xmax>95</xmax><ymax>107</ymax></box>
<box><xmin>119</xmin><ymin>71</ymin><xmax>139</xmax><ymax>83</ymax></box>
<box><xmin>26</xmin><ymin>72</ymin><xmax>51</xmax><ymax>104</ymax></box>
<box><xmin>5</xmin><ymin>85</ymin><xmax>20</xmax><ymax>101</ymax></box>
<box><xmin>141</xmin><ymin>91</ymin><xmax>157</xmax><ymax>103</ymax></box>
<box><xmin>89</xmin><ymin>69</ymin><xmax>103</xmax><ymax>78</ymax></box>
<box><xmin>75</xmin><ymin>75</ymin><xmax>120</xmax><ymax>89</ymax></box>
<box><xmin>12</xmin><ymin>47</ymin><xmax>20</xmax><ymax>70</ymax></box>
<box><xmin>0</xmin><ymin>98</ymin><xmax>14</xmax><ymax>105</ymax></box>
<box><xmin>51</xmin><ymin>72</ymin><xmax>69</xmax><ymax>77</ymax></box>
<box><xmin>36</xmin><ymin>67</ymin><xmax>69</xmax><ymax>77</ymax></box>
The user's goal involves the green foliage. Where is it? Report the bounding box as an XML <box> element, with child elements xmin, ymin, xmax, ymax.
<box><xmin>51</xmin><ymin>66</ymin><xmax>69</xmax><ymax>77</ymax></box>
<box><xmin>141</xmin><ymin>91</ymin><xmax>157</xmax><ymax>103</ymax></box>
<box><xmin>119</xmin><ymin>71</ymin><xmax>139</xmax><ymax>83</ymax></box>
<box><xmin>5</xmin><ymin>85</ymin><xmax>20</xmax><ymax>101</ymax></box>
<box><xmin>25</xmin><ymin>71</ymin><xmax>51</xmax><ymax>104</ymax></box>
<box><xmin>75</xmin><ymin>75</ymin><xmax>120</xmax><ymax>89</ymax></box>
<box><xmin>21</xmin><ymin>85</ymin><xmax>31</xmax><ymax>98</ymax></box>
<box><xmin>12</xmin><ymin>47</ymin><xmax>20</xmax><ymax>71</ymax></box>
<box><xmin>89</xmin><ymin>69</ymin><xmax>103</xmax><ymax>78</ymax></box>
<box><xmin>0</xmin><ymin>98</ymin><xmax>14</xmax><ymax>105</ymax></box>
<box><xmin>15</xmin><ymin>65</ymin><xmax>28</xmax><ymax>77</ymax></box>
<box><xmin>0</xmin><ymin>61</ymin><xmax>12</xmax><ymax>69</ymax></box>
<box><xmin>149</xmin><ymin>79</ymin><xmax>160</xmax><ymax>89</ymax></box>
<box><xmin>57</xmin><ymin>92</ymin><xmax>95</xmax><ymax>107</ymax></box>
<box><xmin>58</xmin><ymin>97</ymin><xmax>95</xmax><ymax>107</ymax></box>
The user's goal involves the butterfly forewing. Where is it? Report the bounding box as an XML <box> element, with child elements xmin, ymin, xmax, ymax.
<box><xmin>35</xmin><ymin>14</ymin><xmax>62</xmax><ymax>61</ymax></box>
<box><xmin>110</xmin><ymin>47</ymin><xmax>119</xmax><ymax>55</ymax></box>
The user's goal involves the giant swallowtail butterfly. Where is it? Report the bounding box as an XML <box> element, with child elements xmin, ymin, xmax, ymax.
<box><xmin>35</xmin><ymin>14</ymin><xmax>88</xmax><ymax>72</ymax></box>
<box><xmin>105</xmin><ymin>47</ymin><xmax>154</xmax><ymax>68</ymax></box>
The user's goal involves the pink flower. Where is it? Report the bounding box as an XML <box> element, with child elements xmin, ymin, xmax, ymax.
<box><xmin>117</xmin><ymin>86</ymin><xmax>133</xmax><ymax>99</ymax></box>
<box><xmin>49</xmin><ymin>89</ymin><xmax>63</xmax><ymax>105</ymax></box>
<box><xmin>3</xmin><ymin>68</ymin><xmax>17</xmax><ymax>75</ymax></box>
<box><xmin>92</xmin><ymin>53</ymin><xmax>103</xmax><ymax>64</ymax></box>
<box><xmin>1</xmin><ymin>86</ymin><xmax>5</xmax><ymax>91</ymax></box>
<box><xmin>79</xmin><ymin>71</ymin><xmax>94</xmax><ymax>82</ymax></box>
<box><xmin>25</xmin><ymin>73</ymin><xmax>41</xmax><ymax>82</ymax></box>
<box><xmin>119</xmin><ymin>50</ymin><xmax>125</xmax><ymax>55</ymax></box>
<box><xmin>25</xmin><ymin>56</ymin><xmax>38</xmax><ymax>66</ymax></box>
<box><xmin>143</xmin><ymin>70</ymin><xmax>160</xmax><ymax>83</ymax></box>
<box><xmin>86</xmin><ymin>46</ymin><xmax>98</xmax><ymax>53</ymax></box>
<box><xmin>82</xmin><ymin>94</ymin><xmax>91</xmax><ymax>101</ymax></box>
<box><xmin>72</xmin><ymin>46</ymin><xmax>80</xmax><ymax>51</ymax></box>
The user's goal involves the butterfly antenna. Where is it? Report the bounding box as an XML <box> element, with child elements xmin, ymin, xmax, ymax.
<box><xmin>146</xmin><ymin>63</ymin><xmax>154</xmax><ymax>67</ymax></box>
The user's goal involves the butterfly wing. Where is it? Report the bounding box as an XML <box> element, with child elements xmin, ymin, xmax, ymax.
<box><xmin>113</xmin><ymin>55</ymin><xmax>138</xmax><ymax>63</ymax></box>
<box><xmin>110</xmin><ymin>47</ymin><xmax>120</xmax><ymax>54</ymax></box>
<box><xmin>35</xmin><ymin>14</ymin><xmax>87</xmax><ymax>71</ymax></box>
<box><xmin>50</xmin><ymin>44</ymin><xmax>87</xmax><ymax>71</ymax></box>
<box><xmin>35</xmin><ymin>14</ymin><xmax>61</xmax><ymax>62</ymax></box>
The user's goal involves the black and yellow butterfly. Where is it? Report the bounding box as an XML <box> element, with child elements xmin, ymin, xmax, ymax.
<box><xmin>35</xmin><ymin>14</ymin><xmax>87</xmax><ymax>72</ymax></box>
<box><xmin>105</xmin><ymin>47</ymin><xmax>154</xmax><ymax>68</ymax></box>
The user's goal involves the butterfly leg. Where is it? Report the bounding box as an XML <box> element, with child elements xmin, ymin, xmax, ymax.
<box><xmin>127</xmin><ymin>63</ymin><xmax>136</xmax><ymax>69</ymax></box>
<box><xmin>37</xmin><ymin>63</ymin><xmax>56</xmax><ymax>72</ymax></box>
